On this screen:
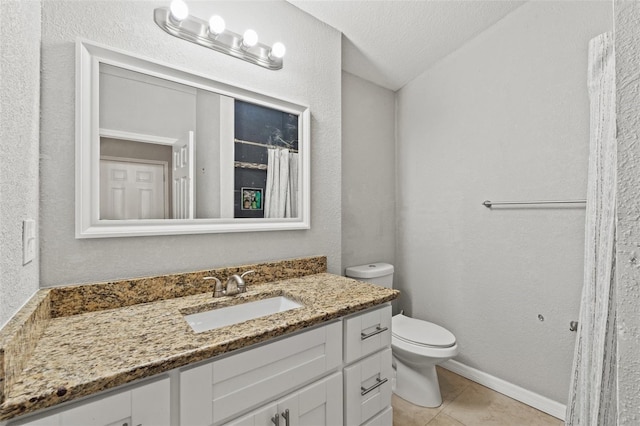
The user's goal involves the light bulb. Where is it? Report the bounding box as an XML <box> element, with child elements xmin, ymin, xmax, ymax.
<box><xmin>270</xmin><ymin>42</ymin><xmax>286</xmax><ymax>59</ymax></box>
<box><xmin>208</xmin><ymin>15</ymin><xmax>225</xmax><ymax>35</ymax></box>
<box><xmin>242</xmin><ymin>29</ymin><xmax>258</xmax><ymax>48</ymax></box>
<box><xmin>169</xmin><ymin>0</ymin><xmax>189</xmax><ymax>21</ymax></box>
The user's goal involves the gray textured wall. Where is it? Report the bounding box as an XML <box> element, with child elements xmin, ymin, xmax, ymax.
<box><xmin>396</xmin><ymin>1</ymin><xmax>611</xmax><ymax>405</ymax></box>
<box><xmin>341</xmin><ymin>72</ymin><xmax>396</xmax><ymax>272</ymax></box>
<box><xmin>38</xmin><ymin>1</ymin><xmax>341</xmax><ymax>286</ymax></box>
<box><xmin>0</xmin><ymin>1</ymin><xmax>41</xmax><ymax>326</ymax></box>
<box><xmin>615</xmin><ymin>1</ymin><xmax>640</xmax><ymax>423</ymax></box>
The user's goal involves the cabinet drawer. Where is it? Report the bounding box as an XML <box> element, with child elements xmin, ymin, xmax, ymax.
<box><xmin>180</xmin><ymin>321</ymin><xmax>342</xmax><ymax>425</ymax></box>
<box><xmin>344</xmin><ymin>305</ymin><xmax>391</xmax><ymax>364</ymax></box>
<box><xmin>361</xmin><ymin>406</ymin><xmax>392</xmax><ymax>426</ymax></box>
<box><xmin>344</xmin><ymin>348</ymin><xmax>392</xmax><ymax>426</ymax></box>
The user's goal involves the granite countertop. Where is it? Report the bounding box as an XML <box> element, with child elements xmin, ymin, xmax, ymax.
<box><xmin>0</xmin><ymin>269</ymin><xmax>398</xmax><ymax>421</ymax></box>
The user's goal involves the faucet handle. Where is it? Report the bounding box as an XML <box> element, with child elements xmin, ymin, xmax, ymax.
<box><xmin>204</xmin><ymin>276</ymin><xmax>224</xmax><ymax>297</ymax></box>
<box><xmin>238</xmin><ymin>270</ymin><xmax>255</xmax><ymax>292</ymax></box>
<box><xmin>240</xmin><ymin>270</ymin><xmax>255</xmax><ymax>279</ymax></box>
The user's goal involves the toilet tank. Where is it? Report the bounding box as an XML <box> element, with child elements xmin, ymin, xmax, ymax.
<box><xmin>345</xmin><ymin>263</ymin><xmax>394</xmax><ymax>288</ymax></box>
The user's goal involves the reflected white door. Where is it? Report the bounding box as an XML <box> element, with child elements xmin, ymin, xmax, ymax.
<box><xmin>100</xmin><ymin>159</ymin><xmax>167</xmax><ymax>220</ymax></box>
<box><xmin>172</xmin><ymin>131</ymin><xmax>195</xmax><ymax>219</ymax></box>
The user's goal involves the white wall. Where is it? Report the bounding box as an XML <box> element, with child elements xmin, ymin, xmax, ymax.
<box><xmin>39</xmin><ymin>1</ymin><xmax>342</xmax><ymax>286</ymax></box>
<box><xmin>0</xmin><ymin>1</ymin><xmax>41</xmax><ymax>326</ymax></box>
<box><xmin>396</xmin><ymin>1</ymin><xmax>611</xmax><ymax>404</ymax></box>
<box><xmin>196</xmin><ymin>90</ymin><xmax>223</xmax><ymax>218</ymax></box>
<box><xmin>341</xmin><ymin>72</ymin><xmax>396</xmax><ymax>271</ymax></box>
<box><xmin>614</xmin><ymin>1</ymin><xmax>640</xmax><ymax>422</ymax></box>
<box><xmin>99</xmin><ymin>64</ymin><xmax>197</xmax><ymax>140</ymax></box>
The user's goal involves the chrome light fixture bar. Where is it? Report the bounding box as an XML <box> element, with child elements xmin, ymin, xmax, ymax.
<box><xmin>153</xmin><ymin>2</ymin><xmax>285</xmax><ymax>70</ymax></box>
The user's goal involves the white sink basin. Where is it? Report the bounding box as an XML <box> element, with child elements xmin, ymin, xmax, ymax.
<box><xmin>185</xmin><ymin>296</ymin><xmax>303</xmax><ymax>333</ymax></box>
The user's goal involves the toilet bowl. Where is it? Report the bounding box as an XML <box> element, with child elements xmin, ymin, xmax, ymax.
<box><xmin>344</xmin><ymin>263</ymin><xmax>459</xmax><ymax>409</ymax></box>
<box><xmin>391</xmin><ymin>314</ymin><xmax>458</xmax><ymax>407</ymax></box>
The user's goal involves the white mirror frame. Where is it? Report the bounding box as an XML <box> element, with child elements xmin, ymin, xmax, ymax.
<box><xmin>76</xmin><ymin>39</ymin><xmax>310</xmax><ymax>238</ymax></box>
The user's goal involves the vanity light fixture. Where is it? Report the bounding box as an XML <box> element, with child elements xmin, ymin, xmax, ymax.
<box><xmin>169</xmin><ymin>0</ymin><xmax>189</xmax><ymax>22</ymax></box>
<box><xmin>270</xmin><ymin>42</ymin><xmax>286</xmax><ymax>60</ymax></box>
<box><xmin>241</xmin><ymin>29</ymin><xmax>259</xmax><ymax>49</ymax></box>
<box><xmin>208</xmin><ymin>15</ymin><xmax>225</xmax><ymax>36</ymax></box>
<box><xmin>154</xmin><ymin>0</ymin><xmax>285</xmax><ymax>70</ymax></box>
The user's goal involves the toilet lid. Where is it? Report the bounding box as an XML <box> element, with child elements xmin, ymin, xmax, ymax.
<box><xmin>392</xmin><ymin>315</ymin><xmax>456</xmax><ymax>348</ymax></box>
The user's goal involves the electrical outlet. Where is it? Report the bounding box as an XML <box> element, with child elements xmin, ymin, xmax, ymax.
<box><xmin>23</xmin><ymin>219</ymin><xmax>36</xmax><ymax>265</ymax></box>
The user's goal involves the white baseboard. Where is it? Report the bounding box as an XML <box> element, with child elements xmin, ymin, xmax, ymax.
<box><xmin>440</xmin><ymin>359</ymin><xmax>566</xmax><ymax>421</ymax></box>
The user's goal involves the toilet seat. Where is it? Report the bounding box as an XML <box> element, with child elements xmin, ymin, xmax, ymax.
<box><xmin>392</xmin><ymin>314</ymin><xmax>456</xmax><ymax>348</ymax></box>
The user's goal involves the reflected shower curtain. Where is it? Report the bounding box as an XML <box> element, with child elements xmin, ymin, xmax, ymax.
<box><xmin>265</xmin><ymin>149</ymin><xmax>298</xmax><ymax>218</ymax></box>
<box><xmin>566</xmin><ymin>33</ymin><xmax>617</xmax><ymax>426</ymax></box>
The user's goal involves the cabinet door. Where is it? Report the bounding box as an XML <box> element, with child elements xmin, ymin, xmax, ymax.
<box><xmin>131</xmin><ymin>377</ymin><xmax>171</xmax><ymax>426</ymax></box>
<box><xmin>59</xmin><ymin>390</ymin><xmax>131</xmax><ymax>426</ymax></box>
<box><xmin>180</xmin><ymin>361</ymin><xmax>214</xmax><ymax>426</ymax></box>
<box><xmin>344</xmin><ymin>348</ymin><xmax>392</xmax><ymax>426</ymax></box>
<box><xmin>222</xmin><ymin>372</ymin><xmax>342</xmax><ymax>426</ymax></box>
<box><xmin>272</xmin><ymin>372</ymin><xmax>342</xmax><ymax>426</ymax></box>
<box><xmin>287</xmin><ymin>371</ymin><xmax>342</xmax><ymax>426</ymax></box>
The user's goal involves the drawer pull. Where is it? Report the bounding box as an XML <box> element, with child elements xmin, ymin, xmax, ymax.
<box><xmin>360</xmin><ymin>326</ymin><xmax>388</xmax><ymax>340</ymax></box>
<box><xmin>272</xmin><ymin>413</ymin><xmax>280</xmax><ymax>426</ymax></box>
<box><xmin>282</xmin><ymin>408</ymin><xmax>290</xmax><ymax>426</ymax></box>
<box><xmin>361</xmin><ymin>377</ymin><xmax>388</xmax><ymax>396</ymax></box>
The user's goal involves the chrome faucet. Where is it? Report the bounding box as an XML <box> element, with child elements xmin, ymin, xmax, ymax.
<box><xmin>225</xmin><ymin>275</ymin><xmax>242</xmax><ymax>296</ymax></box>
<box><xmin>203</xmin><ymin>276</ymin><xmax>224</xmax><ymax>298</ymax></box>
<box><xmin>205</xmin><ymin>270</ymin><xmax>255</xmax><ymax>298</ymax></box>
<box><xmin>224</xmin><ymin>270</ymin><xmax>255</xmax><ymax>296</ymax></box>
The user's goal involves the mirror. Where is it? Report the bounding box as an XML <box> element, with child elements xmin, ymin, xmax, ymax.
<box><xmin>76</xmin><ymin>39</ymin><xmax>310</xmax><ymax>238</ymax></box>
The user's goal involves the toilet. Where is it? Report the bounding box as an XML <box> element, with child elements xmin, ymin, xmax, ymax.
<box><xmin>345</xmin><ymin>263</ymin><xmax>458</xmax><ymax>408</ymax></box>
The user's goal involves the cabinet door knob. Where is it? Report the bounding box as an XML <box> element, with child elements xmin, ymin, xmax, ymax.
<box><xmin>361</xmin><ymin>377</ymin><xmax>389</xmax><ymax>396</ymax></box>
<box><xmin>282</xmin><ymin>408</ymin><xmax>290</xmax><ymax>426</ymax></box>
<box><xmin>360</xmin><ymin>326</ymin><xmax>388</xmax><ymax>340</ymax></box>
<box><xmin>271</xmin><ymin>412</ymin><xmax>280</xmax><ymax>426</ymax></box>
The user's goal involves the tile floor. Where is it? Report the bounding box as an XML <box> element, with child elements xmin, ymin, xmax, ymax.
<box><xmin>392</xmin><ymin>367</ymin><xmax>564</xmax><ymax>426</ymax></box>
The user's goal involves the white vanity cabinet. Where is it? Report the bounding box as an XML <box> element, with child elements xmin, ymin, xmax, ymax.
<box><xmin>180</xmin><ymin>321</ymin><xmax>342</xmax><ymax>425</ymax></box>
<box><xmin>343</xmin><ymin>305</ymin><xmax>393</xmax><ymax>426</ymax></box>
<box><xmin>7</xmin><ymin>304</ymin><xmax>393</xmax><ymax>426</ymax></box>
<box><xmin>179</xmin><ymin>306</ymin><xmax>393</xmax><ymax>426</ymax></box>
<box><xmin>11</xmin><ymin>376</ymin><xmax>170</xmax><ymax>426</ymax></box>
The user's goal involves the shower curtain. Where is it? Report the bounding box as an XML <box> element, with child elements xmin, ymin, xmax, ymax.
<box><xmin>566</xmin><ymin>33</ymin><xmax>617</xmax><ymax>426</ymax></box>
<box><xmin>264</xmin><ymin>149</ymin><xmax>298</xmax><ymax>218</ymax></box>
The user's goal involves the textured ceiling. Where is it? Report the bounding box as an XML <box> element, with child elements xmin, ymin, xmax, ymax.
<box><xmin>289</xmin><ymin>1</ymin><xmax>526</xmax><ymax>91</ymax></box>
